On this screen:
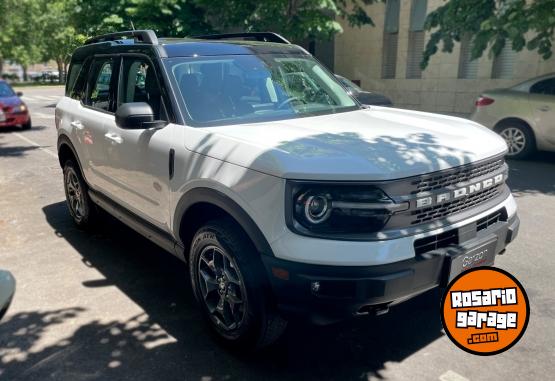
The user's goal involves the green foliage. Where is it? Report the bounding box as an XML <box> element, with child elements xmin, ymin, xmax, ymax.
<box><xmin>194</xmin><ymin>0</ymin><xmax>377</xmax><ymax>41</ymax></box>
<box><xmin>422</xmin><ymin>0</ymin><xmax>555</xmax><ymax>69</ymax></box>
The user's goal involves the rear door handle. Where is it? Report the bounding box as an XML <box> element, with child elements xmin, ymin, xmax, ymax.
<box><xmin>104</xmin><ymin>132</ymin><xmax>123</xmax><ymax>144</ymax></box>
<box><xmin>71</xmin><ymin>120</ymin><xmax>84</xmax><ymax>130</ymax></box>
<box><xmin>538</xmin><ymin>105</ymin><xmax>551</xmax><ymax>112</ymax></box>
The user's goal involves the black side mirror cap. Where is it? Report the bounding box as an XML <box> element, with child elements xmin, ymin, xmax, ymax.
<box><xmin>115</xmin><ymin>102</ymin><xmax>167</xmax><ymax>129</ymax></box>
<box><xmin>16</xmin><ymin>92</ymin><xmax>23</xmax><ymax>97</ymax></box>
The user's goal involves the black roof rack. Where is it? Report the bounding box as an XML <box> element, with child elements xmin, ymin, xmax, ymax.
<box><xmin>193</xmin><ymin>32</ymin><xmax>290</xmax><ymax>44</ymax></box>
<box><xmin>84</xmin><ymin>30</ymin><xmax>158</xmax><ymax>45</ymax></box>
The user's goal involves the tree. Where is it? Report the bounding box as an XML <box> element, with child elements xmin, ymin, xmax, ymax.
<box><xmin>194</xmin><ymin>0</ymin><xmax>378</xmax><ymax>41</ymax></box>
<box><xmin>422</xmin><ymin>0</ymin><xmax>555</xmax><ymax>69</ymax></box>
<box><xmin>72</xmin><ymin>0</ymin><xmax>212</xmax><ymax>37</ymax></box>
<box><xmin>40</xmin><ymin>0</ymin><xmax>87</xmax><ymax>82</ymax></box>
<box><xmin>0</xmin><ymin>0</ymin><xmax>44</xmax><ymax>80</ymax></box>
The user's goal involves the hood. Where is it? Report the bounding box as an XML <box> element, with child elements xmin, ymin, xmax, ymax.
<box><xmin>0</xmin><ymin>96</ymin><xmax>23</xmax><ymax>109</ymax></box>
<box><xmin>185</xmin><ymin>107</ymin><xmax>508</xmax><ymax>181</ymax></box>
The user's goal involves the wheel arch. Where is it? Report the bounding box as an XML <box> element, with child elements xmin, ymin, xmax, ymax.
<box><xmin>174</xmin><ymin>187</ymin><xmax>274</xmax><ymax>259</ymax></box>
<box><xmin>57</xmin><ymin>134</ymin><xmax>86</xmax><ymax>177</ymax></box>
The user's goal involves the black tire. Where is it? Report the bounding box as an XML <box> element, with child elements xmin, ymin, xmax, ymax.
<box><xmin>63</xmin><ymin>159</ymin><xmax>99</xmax><ymax>228</ymax></box>
<box><xmin>496</xmin><ymin>121</ymin><xmax>535</xmax><ymax>159</ymax></box>
<box><xmin>21</xmin><ymin>119</ymin><xmax>31</xmax><ymax>130</ymax></box>
<box><xmin>189</xmin><ymin>218</ymin><xmax>287</xmax><ymax>349</ymax></box>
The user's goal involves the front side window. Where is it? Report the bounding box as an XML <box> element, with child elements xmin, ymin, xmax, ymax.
<box><xmin>165</xmin><ymin>54</ymin><xmax>358</xmax><ymax>126</ymax></box>
<box><xmin>0</xmin><ymin>82</ymin><xmax>15</xmax><ymax>97</ymax></box>
<box><xmin>86</xmin><ymin>58</ymin><xmax>116</xmax><ymax>112</ymax></box>
<box><xmin>118</xmin><ymin>57</ymin><xmax>164</xmax><ymax>119</ymax></box>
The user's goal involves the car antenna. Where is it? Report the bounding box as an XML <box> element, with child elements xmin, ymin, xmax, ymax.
<box><xmin>130</xmin><ymin>21</ymin><xmax>135</xmax><ymax>30</ymax></box>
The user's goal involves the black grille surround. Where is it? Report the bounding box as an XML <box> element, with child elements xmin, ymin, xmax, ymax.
<box><xmin>411</xmin><ymin>158</ymin><xmax>504</xmax><ymax>194</ymax></box>
<box><xmin>410</xmin><ymin>183</ymin><xmax>503</xmax><ymax>225</ymax></box>
<box><xmin>381</xmin><ymin>154</ymin><xmax>510</xmax><ymax>231</ymax></box>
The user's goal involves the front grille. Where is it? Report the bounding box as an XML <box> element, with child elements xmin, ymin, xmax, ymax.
<box><xmin>477</xmin><ymin>208</ymin><xmax>507</xmax><ymax>232</ymax></box>
<box><xmin>411</xmin><ymin>158</ymin><xmax>504</xmax><ymax>194</ymax></box>
<box><xmin>411</xmin><ymin>184</ymin><xmax>503</xmax><ymax>225</ymax></box>
<box><xmin>414</xmin><ymin>229</ymin><xmax>458</xmax><ymax>255</ymax></box>
<box><xmin>413</xmin><ymin>208</ymin><xmax>508</xmax><ymax>255</ymax></box>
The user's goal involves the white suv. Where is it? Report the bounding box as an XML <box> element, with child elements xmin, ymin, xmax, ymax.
<box><xmin>56</xmin><ymin>30</ymin><xmax>520</xmax><ymax>348</ymax></box>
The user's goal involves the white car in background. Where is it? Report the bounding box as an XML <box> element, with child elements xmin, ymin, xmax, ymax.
<box><xmin>471</xmin><ymin>73</ymin><xmax>555</xmax><ymax>159</ymax></box>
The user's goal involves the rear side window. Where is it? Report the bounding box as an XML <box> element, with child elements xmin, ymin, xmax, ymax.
<box><xmin>85</xmin><ymin>58</ymin><xmax>117</xmax><ymax>112</ymax></box>
<box><xmin>530</xmin><ymin>78</ymin><xmax>555</xmax><ymax>95</ymax></box>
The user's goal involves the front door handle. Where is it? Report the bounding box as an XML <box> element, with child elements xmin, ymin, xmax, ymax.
<box><xmin>538</xmin><ymin>105</ymin><xmax>551</xmax><ymax>112</ymax></box>
<box><xmin>71</xmin><ymin>120</ymin><xmax>84</xmax><ymax>130</ymax></box>
<box><xmin>104</xmin><ymin>132</ymin><xmax>123</xmax><ymax>144</ymax></box>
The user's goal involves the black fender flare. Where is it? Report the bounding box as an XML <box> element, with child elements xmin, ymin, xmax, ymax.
<box><xmin>174</xmin><ymin>187</ymin><xmax>274</xmax><ymax>257</ymax></box>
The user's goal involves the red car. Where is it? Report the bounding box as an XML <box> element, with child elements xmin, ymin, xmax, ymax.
<box><xmin>0</xmin><ymin>80</ymin><xmax>31</xmax><ymax>129</ymax></box>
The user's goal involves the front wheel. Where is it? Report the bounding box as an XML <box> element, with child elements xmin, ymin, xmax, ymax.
<box><xmin>21</xmin><ymin>119</ymin><xmax>31</xmax><ymax>130</ymax></box>
<box><xmin>189</xmin><ymin>219</ymin><xmax>287</xmax><ymax>349</ymax></box>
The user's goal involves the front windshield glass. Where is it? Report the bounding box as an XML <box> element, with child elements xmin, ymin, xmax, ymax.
<box><xmin>0</xmin><ymin>82</ymin><xmax>15</xmax><ymax>97</ymax></box>
<box><xmin>165</xmin><ymin>54</ymin><xmax>359</xmax><ymax>126</ymax></box>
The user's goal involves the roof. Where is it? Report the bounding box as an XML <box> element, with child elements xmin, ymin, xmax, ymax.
<box><xmin>71</xmin><ymin>31</ymin><xmax>308</xmax><ymax>62</ymax></box>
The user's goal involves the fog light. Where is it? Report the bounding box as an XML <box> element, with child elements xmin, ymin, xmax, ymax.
<box><xmin>311</xmin><ymin>281</ymin><xmax>320</xmax><ymax>293</ymax></box>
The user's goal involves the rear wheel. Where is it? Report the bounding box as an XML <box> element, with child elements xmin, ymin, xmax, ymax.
<box><xmin>496</xmin><ymin>121</ymin><xmax>535</xmax><ymax>159</ymax></box>
<box><xmin>63</xmin><ymin>159</ymin><xmax>98</xmax><ymax>228</ymax></box>
<box><xmin>189</xmin><ymin>219</ymin><xmax>287</xmax><ymax>349</ymax></box>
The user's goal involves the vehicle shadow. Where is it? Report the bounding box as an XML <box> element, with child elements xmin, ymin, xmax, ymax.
<box><xmin>507</xmin><ymin>151</ymin><xmax>555</xmax><ymax>196</ymax></box>
<box><xmin>4</xmin><ymin>201</ymin><xmax>446</xmax><ymax>381</ymax></box>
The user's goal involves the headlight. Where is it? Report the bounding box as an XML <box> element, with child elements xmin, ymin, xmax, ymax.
<box><xmin>15</xmin><ymin>104</ymin><xmax>26</xmax><ymax>112</ymax></box>
<box><xmin>287</xmin><ymin>182</ymin><xmax>408</xmax><ymax>238</ymax></box>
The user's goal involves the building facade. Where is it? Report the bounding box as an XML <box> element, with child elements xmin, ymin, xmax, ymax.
<box><xmin>333</xmin><ymin>0</ymin><xmax>555</xmax><ymax>116</ymax></box>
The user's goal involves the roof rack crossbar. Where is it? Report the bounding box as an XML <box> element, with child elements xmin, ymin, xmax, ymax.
<box><xmin>84</xmin><ymin>30</ymin><xmax>158</xmax><ymax>45</ymax></box>
<box><xmin>193</xmin><ymin>32</ymin><xmax>290</xmax><ymax>44</ymax></box>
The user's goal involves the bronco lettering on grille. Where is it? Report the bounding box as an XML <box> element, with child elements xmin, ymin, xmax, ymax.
<box><xmin>416</xmin><ymin>174</ymin><xmax>504</xmax><ymax>209</ymax></box>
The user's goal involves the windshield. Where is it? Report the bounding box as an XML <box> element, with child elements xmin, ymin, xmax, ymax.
<box><xmin>0</xmin><ymin>82</ymin><xmax>15</xmax><ymax>97</ymax></box>
<box><xmin>165</xmin><ymin>54</ymin><xmax>359</xmax><ymax>126</ymax></box>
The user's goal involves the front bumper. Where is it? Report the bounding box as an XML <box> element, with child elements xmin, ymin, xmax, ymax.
<box><xmin>262</xmin><ymin>213</ymin><xmax>519</xmax><ymax>325</ymax></box>
<box><xmin>0</xmin><ymin>112</ymin><xmax>30</xmax><ymax>127</ymax></box>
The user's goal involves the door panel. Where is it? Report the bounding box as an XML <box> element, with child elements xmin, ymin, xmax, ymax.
<box><xmin>102</xmin><ymin>55</ymin><xmax>174</xmax><ymax>230</ymax></box>
<box><xmin>529</xmin><ymin>77</ymin><xmax>555</xmax><ymax>147</ymax></box>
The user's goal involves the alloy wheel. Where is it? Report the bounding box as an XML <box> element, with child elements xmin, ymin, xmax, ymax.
<box><xmin>65</xmin><ymin>168</ymin><xmax>85</xmax><ymax>221</ymax></box>
<box><xmin>500</xmin><ymin>127</ymin><xmax>526</xmax><ymax>156</ymax></box>
<box><xmin>197</xmin><ymin>245</ymin><xmax>247</xmax><ymax>332</ymax></box>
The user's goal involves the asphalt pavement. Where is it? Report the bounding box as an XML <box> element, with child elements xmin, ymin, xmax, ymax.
<box><xmin>0</xmin><ymin>86</ymin><xmax>554</xmax><ymax>380</ymax></box>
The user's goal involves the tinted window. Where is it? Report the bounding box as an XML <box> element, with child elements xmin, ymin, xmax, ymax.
<box><xmin>530</xmin><ymin>78</ymin><xmax>555</xmax><ymax>95</ymax></box>
<box><xmin>0</xmin><ymin>82</ymin><xmax>15</xmax><ymax>97</ymax></box>
<box><xmin>66</xmin><ymin>62</ymin><xmax>82</xmax><ymax>97</ymax></box>
<box><xmin>86</xmin><ymin>58</ymin><xmax>116</xmax><ymax>112</ymax></box>
<box><xmin>118</xmin><ymin>57</ymin><xmax>163</xmax><ymax>119</ymax></box>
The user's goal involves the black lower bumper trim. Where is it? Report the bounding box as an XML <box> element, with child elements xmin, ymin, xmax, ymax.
<box><xmin>263</xmin><ymin>214</ymin><xmax>519</xmax><ymax>325</ymax></box>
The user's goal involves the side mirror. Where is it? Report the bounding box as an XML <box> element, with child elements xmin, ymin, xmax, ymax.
<box><xmin>16</xmin><ymin>91</ymin><xmax>23</xmax><ymax>97</ymax></box>
<box><xmin>115</xmin><ymin>102</ymin><xmax>167</xmax><ymax>129</ymax></box>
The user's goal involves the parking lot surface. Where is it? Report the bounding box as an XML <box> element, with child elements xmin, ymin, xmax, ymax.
<box><xmin>0</xmin><ymin>86</ymin><xmax>554</xmax><ymax>380</ymax></box>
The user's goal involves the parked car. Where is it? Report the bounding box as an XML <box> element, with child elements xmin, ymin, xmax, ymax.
<box><xmin>57</xmin><ymin>30</ymin><xmax>519</xmax><ymax>349</ymax></box>
<box><xmin>471</xmin><ymin>73</ymin><xmax>555</xmax><ymax>159</ymax></box>
<box><xmin>0</xmin><ymin>80</ymin><xmax>31</xmax><ymax>130</ymax></box>
<box><xmin>0</xmin><ymin>270</ymin><xmax>15</xmax><ymax>321</ymax></box>
<box><xmin>335</xmin><ymin>74</ymin><xmax>393</xmax><ymax>106</ymax></box>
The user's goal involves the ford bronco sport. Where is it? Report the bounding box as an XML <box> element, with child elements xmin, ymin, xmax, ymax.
<box><xmin>56</xmin><ymin>30</ymin><xmax>520</xmax><ymax>348</ymax></box>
